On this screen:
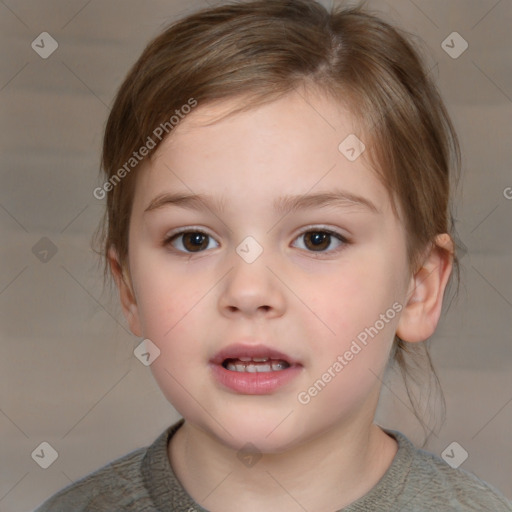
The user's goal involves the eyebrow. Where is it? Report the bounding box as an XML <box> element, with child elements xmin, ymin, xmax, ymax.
<box><xmin>144</xmin><ymin>190</ymin><xmax>379</xmax><ymax>215</ymax></box>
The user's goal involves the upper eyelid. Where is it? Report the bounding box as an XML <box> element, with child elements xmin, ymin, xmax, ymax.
<box><xmin>165</xmin><ymin>226</ymin><xmax>216</xmax><ymax>240</ymax></box>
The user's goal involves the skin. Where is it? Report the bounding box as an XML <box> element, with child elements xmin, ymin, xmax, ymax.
<box><xmin>110</xmin><ymin>88</ymin><xmax>453</xmax><ymax>512</ymax></box>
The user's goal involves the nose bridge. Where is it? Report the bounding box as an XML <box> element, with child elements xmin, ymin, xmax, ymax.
<box><xmin>218</xmin><ymin>234</ymin><xmax>285</xmax><ymax>316</ymax></box>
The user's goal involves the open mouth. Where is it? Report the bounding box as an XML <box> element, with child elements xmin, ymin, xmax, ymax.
<box><xmin>211</xmin><ymin>345</ymin><xmax>301</xmax><ymax>394</ymax></box>
<box><xmin>222</xmin><ymin>357</ymin><xmax>291</xmax><ymax>373</ymax></box>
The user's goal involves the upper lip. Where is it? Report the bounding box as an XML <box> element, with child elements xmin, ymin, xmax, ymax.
<box><xmin>210</xmin><ymin>343</ymin><xmax>301</xmax><ymax>366</ymax></box>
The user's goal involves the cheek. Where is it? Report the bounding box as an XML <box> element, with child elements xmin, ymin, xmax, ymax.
<box><xmin>297</xmin><ymin>280</ymin><xmax>399</xmax><ymax>419</ymax></box>
<box><xmin>130</xmin><ymin>251</ymin><xmax>207</xmax><ymax>339</ymax></box>
<box><xmin>136</xmin><ymin>280</ymin><xmax>210</xmax><ymax>414</ymax></box>
<box><xmin>300</xmin><ymin>255</ymin><xmax>402</xmax><ymax>384</ymax></box>
<box><xmin>310</xmin><ymin>261</ymin><xmax>400</xmax><ymax>335</ymax></box>
<box><xmin>137</xmin><ymin>285</ymin><xmax>205</xmax><ymax>343</ymax></box>
<box><xmin>130</xmin><ymin>259</ymin><xmax>215</xmax><ymax>388</ymax></box>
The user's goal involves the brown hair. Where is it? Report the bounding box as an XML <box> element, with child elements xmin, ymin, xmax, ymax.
<box><xmin>96</xmin><ymin>0</ymin><xmax>461</xmax><ymax>443</ymax></box>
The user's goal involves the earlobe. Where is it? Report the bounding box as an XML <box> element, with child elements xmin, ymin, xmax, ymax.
<box><xmin>107</xmin><ymin>248</ymin><xmax>142</xmax><ymax>337</ymax></box>
<box><xmin>396</xmin><ymin>234</ymin><xmax>454</xmax><ymax>343</ymax></box>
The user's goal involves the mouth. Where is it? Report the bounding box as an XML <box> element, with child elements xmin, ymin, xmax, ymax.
<box><xmin>211</xmin><ymin>344</ymin><xmax>299</xmax><ymax>371</ymax></box>
<box><xmin>222</xmin><ymin>357</ymin><xmax>291</xmax><ymax>373</ymax></box>
<box><xmin>210</xmin><ymin>343</ymin><xmax>302</xmax><ymax>394</ymax></box>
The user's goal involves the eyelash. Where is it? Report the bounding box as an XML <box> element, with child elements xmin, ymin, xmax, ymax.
<box><xmin>163</xmin><ymin>226</ymin><xmax>350</xmax><ymax>257</ymax></box>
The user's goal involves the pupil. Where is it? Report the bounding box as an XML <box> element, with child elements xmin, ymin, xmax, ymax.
<box><xmin>307</xmin><ymin>232</ymin><xmax>329</xmax><ymax>251</ymax></box>
<box><xmin>185</xmin><ymin>233</ymin><xmax>207</xmax><ymax>251</ymax></box>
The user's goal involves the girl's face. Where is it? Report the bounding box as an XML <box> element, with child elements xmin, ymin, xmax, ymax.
<box><xmin>122</xmin><ymin>90</ymin><xmax>413</xmax><ymax>452</ymax></box>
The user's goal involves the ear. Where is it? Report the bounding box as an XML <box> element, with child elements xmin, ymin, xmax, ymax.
<box><xmin>108</xmin><ymin>248</ymin><xmax>142</xmax><ymax>337</ymax></box>
<box><xmin>396</xmin><ymin>234</ymin><xmax>454</xmax><ymax>343</ymax></box>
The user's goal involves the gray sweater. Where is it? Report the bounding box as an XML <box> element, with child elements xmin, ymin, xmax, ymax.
<box><xmin>35</xmin><ymin>419</ymin><xmax>512</xmax><ymax>511</ymax></box>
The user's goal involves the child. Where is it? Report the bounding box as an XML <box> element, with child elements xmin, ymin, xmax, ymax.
<box><xmin>36</xmin><ymin>1</ymin><xmax>512</xmax><ymax>510</ymax></box>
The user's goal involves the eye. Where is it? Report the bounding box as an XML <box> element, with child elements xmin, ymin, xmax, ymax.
<box><xmin>292</xmin><ymin>228</ymin><xmax>348</xmax><ymax>254</ymax></box>
<box><xmin>164</xmin><ymin>229</ymin><xmax>219</xmax><ymax>253</ymax></box>
<box><xmin>164</xmin><ymin>227</ymin><xmax>348</xmax><ymax>255</ymax></box>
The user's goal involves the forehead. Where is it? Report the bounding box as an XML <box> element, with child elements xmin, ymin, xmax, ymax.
<box><xmin>135</xmin><ymin>90</ymin><xmax>392</xmax><ymax>216</ymax></box>
<box><xmin>164</xmin><ymin>89</ymin><xmax>359</xmax><ymax>156</ymax></box>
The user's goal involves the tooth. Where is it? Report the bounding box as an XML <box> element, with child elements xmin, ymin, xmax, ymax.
<box><xmin>252</xmin><ymin>357</ymin><xmax>269</xmax><ymax>362</ymax></box>
<box><xmin>225</xmin><ymin>359</ymin><xmax>291</xmax><ymax>372</ymax></box>
<box><xmin>238</xmin><ymin>357</ymin><xmax>252</xmax><ymax>362</ymax></box>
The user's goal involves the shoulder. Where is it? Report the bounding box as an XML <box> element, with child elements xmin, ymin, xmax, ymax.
<box><xmin>34</xmin><ymin>419</ymin><xmax>198</xmax><ymax>512</ymax></box>
<box><xmin>34</xmin><ymin>447</ymin><xmax>150</xmax><ymax>512</ymax></box>
<box><xmin>389</xmin><ymin>429</ymin><xmax>512</xmax><ymax>512</ymax></box>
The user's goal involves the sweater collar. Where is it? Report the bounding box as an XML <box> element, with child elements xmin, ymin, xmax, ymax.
<box><xmin>141</xmin><ymin>420</ymin><xmax>414</xmax><ymax>511</ymax></box>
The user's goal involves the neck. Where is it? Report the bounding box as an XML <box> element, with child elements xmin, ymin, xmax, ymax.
<box><xmin>168</xmin><ymin>416</ymin><xmax>397</xmax><ymax>512</ymax></box>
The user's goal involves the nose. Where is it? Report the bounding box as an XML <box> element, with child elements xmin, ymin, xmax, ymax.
<box><xmin>217</xmin><ymin>251</ymin><xmax>286</xmax><ymax>319</ymax></box>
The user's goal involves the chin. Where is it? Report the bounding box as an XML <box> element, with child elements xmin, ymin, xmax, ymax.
<box><xmin>202</xmin><ymin>411</ymin><xmax>310</xmax><ymax>454</ymax></box>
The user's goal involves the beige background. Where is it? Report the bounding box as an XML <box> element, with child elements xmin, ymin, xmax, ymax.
<box><xmin>0</xmin><ymin>0</ymin><xmax>511</xmax><ymax>510</ymax></box>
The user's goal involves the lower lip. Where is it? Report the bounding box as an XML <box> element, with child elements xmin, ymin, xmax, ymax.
<box><xmin>209</xmin><ymin>363</ymin><xmax>302</xmax><ymax>395</ymax></box>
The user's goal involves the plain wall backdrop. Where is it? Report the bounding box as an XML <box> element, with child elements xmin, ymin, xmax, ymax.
<box><xmin>0</xmin><ymin>1</ymin><xmax>511</xmax><ymax>510</ymax></box>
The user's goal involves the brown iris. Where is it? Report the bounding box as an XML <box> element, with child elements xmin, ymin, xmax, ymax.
<box><xmin>181</xmin><ymin>232</ymin><xmax>209</xmax><ymax>252</ymax></box>
<box><xmin>303</xmin><ymin>231</ymin><xmax>331</xmax><ymax>251</ymax></box>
